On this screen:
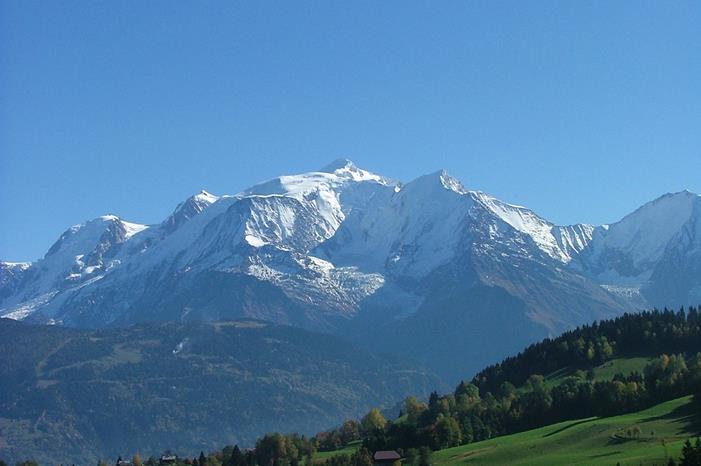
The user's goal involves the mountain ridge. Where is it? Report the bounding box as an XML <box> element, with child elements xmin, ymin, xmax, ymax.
<box><xmin>1</xmin><ymin>160</ymin><xmax>700</xmax><ymax>381</ymax></box>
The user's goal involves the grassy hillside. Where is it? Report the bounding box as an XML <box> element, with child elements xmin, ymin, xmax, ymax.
<box><xmin>312</xmin><ymin>357</ymin><xmax>666</xmax><ymax>465</ymax></box>
<box><xmin>313</xmin><ymin>441</ymin><xmax>361</xmax><ymax>463</ymax></box>
<box><xmin>432</xmin><ymin>395</ymin><xmax>700</xmax><ymax>465</ymax></box>
<box><xmin>544</xmin><ymin>356</ymin><xmax>653</xmax><ymax>388</ymax></box>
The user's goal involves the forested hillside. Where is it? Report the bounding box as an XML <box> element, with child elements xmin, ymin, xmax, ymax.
<box><xmin>359</xmin><ymin>308</ymin><xmax>701</xmax><ymax>454</ymax></box>
<box><xmin>201</xmin><ymin>308</ymin><xmax>701</xmax><ymax>466</ymax></box>
<box><xmin>474</xmin><ymin>307</ymin><xmax>701</xmax><ymax>392</ymax></box>
<box><xmin>0</xmin><ymin>319</ymin><xmax>438</xmax><ymax>465</ymax></box>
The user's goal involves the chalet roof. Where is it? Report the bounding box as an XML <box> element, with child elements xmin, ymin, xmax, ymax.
<box><xmin>373</xmin><ymin>451</ymin><xmax>401</xmax><ymax>461</ymax></box>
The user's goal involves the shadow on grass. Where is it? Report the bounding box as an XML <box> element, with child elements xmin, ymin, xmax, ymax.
<box><xmin>606</xmin><ymin>434</ymin><xmax>665</xmax><ymax>446</ymax></box>
<box><xmin>588</xmin><ymin>451</ymin><xmax>622</xmax><ymax>458</ymax></box>
<box><xmin>642</xmin><ymin>397</ymin><xmax>701</xmax><ymax>436</ymax></box>
<box><xmin>543</xmin><ymin>418</ymin><xmax>596</xmax><ymax>438</ymax></box>
<box><xmin>545</xmin><ymin>366</ymin><xmax>574</xmax><ymax>381</ymax></box>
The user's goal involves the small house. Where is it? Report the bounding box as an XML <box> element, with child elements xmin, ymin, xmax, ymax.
<box><xmin>373</xmin><ymin>450</ymin><xmax>402</xmax><ymax>465</ymax></box>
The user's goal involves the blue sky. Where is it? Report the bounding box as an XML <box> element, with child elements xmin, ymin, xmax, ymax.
<box><xmin>1</xmin><ymin>1</ymin><xmax>699</xmax><ymax>262</ymax></box>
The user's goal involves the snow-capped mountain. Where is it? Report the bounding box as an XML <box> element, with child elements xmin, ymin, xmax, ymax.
<box><xmin>0</xmin><ymin>262</ymin><xmax>31</xmax><ymax>303</ymax></box>
<box><xmin>572</xmin><ymin>190</ymin><xmax>701</xmax><ymax>308</ymax></box>
<box><xmin>1</xmin><ymin>160</ymin><xmax>698</xmax><ymax>381</ymax></box>
<box><xmin>0</xmin><ymin>160</ymin><xmax>398</xmax><ymax>329</ymax></box>
<box><xmin>162</xmin><ymin>189</ymin><xmax>219</xmax><ymax>233</ymax></box>
<box><xmin>0</xmin><ymin>215</ymin><xmax>149</xmax><ymax>320</ymax></box>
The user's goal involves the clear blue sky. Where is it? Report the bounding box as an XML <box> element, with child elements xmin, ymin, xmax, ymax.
<box><xmin>1</xmin><ymin>1</ymin><xmax>699</xmax><ymax>262</ymax></box>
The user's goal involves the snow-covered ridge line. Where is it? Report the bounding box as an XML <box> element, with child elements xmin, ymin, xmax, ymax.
<box><xmin>469</xmin><ymin>191</ymin><xmax>593</xmax><ymax>262</ymax></box>
<box><xmin>1</xmin><ymin>158</ymin><xmax>699</xmax><ymax>328</ymax></box>
<box><xmin>0</xmin><ymin>261</ymin><xmax>32</xmax><ymax>268</ymax></box>
<box><xmin>3</xmin><ymin>162</ymin><xmax>696</xmax><ymax>269</ymax></box>
<box><xmin>2</xmin><ymin>162</ymin><xmax>698</xmax><ymax>269</ymax></box>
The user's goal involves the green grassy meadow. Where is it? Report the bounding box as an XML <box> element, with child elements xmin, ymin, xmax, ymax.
<box><xmin>432</xmin><ymin>395</ymin><xmax>700</xmax><ymax>466</ymax></box>
<box><xmin>314</xmin><ymin>441</ymin><xmax>361</xmax><ymax>463</ymax></box>
<box><xmin>544</xmin><ymin>357</ymin><xmax>653</xmax><ymax>388</ymax></box>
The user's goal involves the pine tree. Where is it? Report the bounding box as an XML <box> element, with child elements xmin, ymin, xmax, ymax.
<box><xmin>229</xmin><ymin>446</ymin><xmax>243</xmax><ymax>466</ymax></box>
<box><xmin>418</xmin><ymin>447</ymin><xmax>432</xmax><ymax>466</ymax></box>
<box><xmin>680</xmin><ymin>438</ymin><xmax>701</xmax><ymax>466</ymax></box>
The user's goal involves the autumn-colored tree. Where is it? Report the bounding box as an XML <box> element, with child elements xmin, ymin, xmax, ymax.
<box><xmin>339</xmin><ymin>420</ymin><xmax>360</xmax><ymax>444</ymax></box>
<box><xmin>360</xmin><ymin>408</ymin><xmax>386</xmax><ymax>434</ymax></box>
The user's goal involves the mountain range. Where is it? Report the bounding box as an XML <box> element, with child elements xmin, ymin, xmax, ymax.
<box><xmin>2</xmin><ymin>159</ymin><xmax>700</xmax><ymax>381</ymax></box>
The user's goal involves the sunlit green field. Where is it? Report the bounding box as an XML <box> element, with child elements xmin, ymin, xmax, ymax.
<box><xmin>432</xmin><ymin>396</ymin><xmax>700</xmax><ymax>466</ymax></box>
<box><xmin>314</xmin><ymin>441</ymin><xmax>361</xmax><ymax>463</ymax></box>
<box><xmin>544</xmin><ymin>356</ymin><xmax>653</xmax><ymax>388</ymax></box>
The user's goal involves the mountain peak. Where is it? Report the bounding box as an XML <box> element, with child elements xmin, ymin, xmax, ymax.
<box><xmin>634</xmin><ymin>189</ymin><xmax>699</xmax><ymax>215</ymax></box>
<box><xmin>407</xmin><ymin>170</ymin><xmax>466</xmax><ymax>195</ymax></box>
<box><xmin>177</xmin><ymin>190</ymin><xmax>219</xmax><ymax>211</ymax></box>
<box><xmin>662</xmin><ymin>189</ymin><xmax>699</xmax><ymax>199</ymax></box>
<box><xmin>437</xmin><ymin>170</ymin><xmax>466</xmax><ymax>194</ymax></box>
<box><xmin>586</xmin><ymin>189</ymin><xmax>701</xmax><ymax>276</ymax></box>
<box><xmin>192</xmin><ymin>189</ymin><xmax>219</xmax><ymax>204</ymax></box>
<box><xmin>310</xmin><ymin>158</ymin><xmax>394</xmax><ymax>186</ymax></box>
<box><xmin>319</xmin><ymin>158</ymin><xmax>356</xmax><ymax>173</ymax></box>
<box><xmin>163</xmin><ymin>190</ymin><xmax>219</xmax><ymax>233</ymax></box>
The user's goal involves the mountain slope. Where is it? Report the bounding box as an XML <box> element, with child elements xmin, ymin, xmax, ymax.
<box><xmin>318</xmin><ymin>170</ymin><xmax>628</xmax><ymax>379</ymax></box>
<box><xmin>1</xmin><ymin>160</ymin><xmax>698</xmax><ymax>382</ymax></box>
<box><xmin>0</xmin><ymin>318</ymin><xmax>440</xmax><ymax>465</ymax></box>
<box><xmin>0</xmin><ymin>160</ymin><xmax>395</xmax><ymax>330</ymax></box>
<box><xmin>573</xmin><ymin>190</ymin><xmax>701</xmax><ymax>308</ymax></box>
